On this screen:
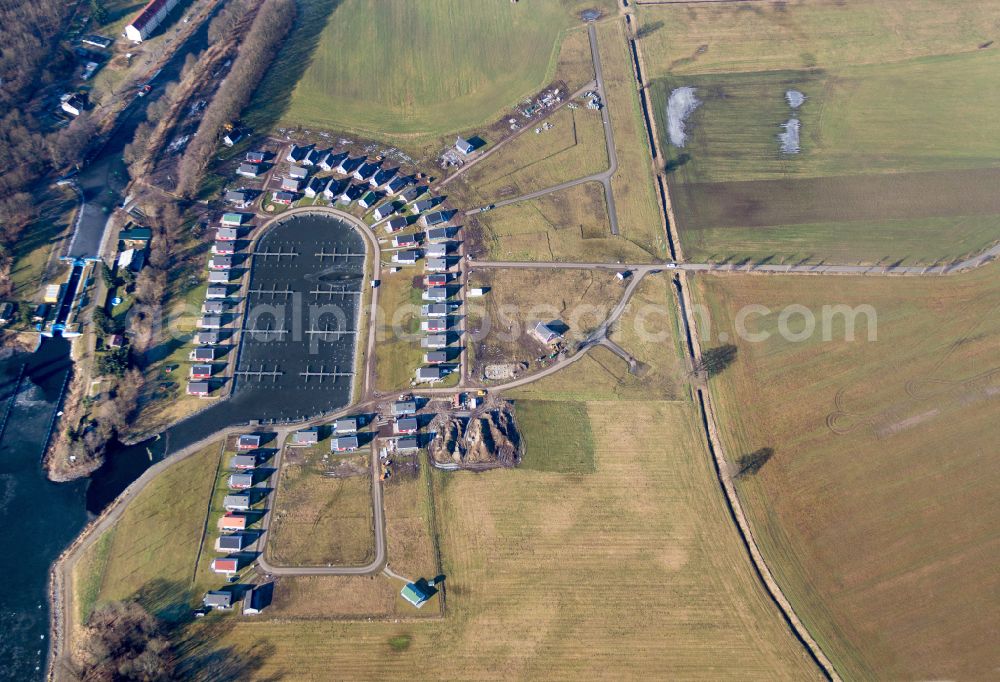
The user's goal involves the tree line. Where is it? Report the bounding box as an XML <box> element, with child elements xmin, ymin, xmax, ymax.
<box><xmin>177</xmin><ymin>0</ymin><xmax>296</xmax><ymax>197</ymax></box>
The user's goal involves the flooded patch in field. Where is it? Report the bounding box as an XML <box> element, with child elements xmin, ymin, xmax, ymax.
<box><xmin>786</xmin><ymin>89</ymin><xmax>806</xmax><ymax>109</ymax></box>
<box><xmin>666</xmin><ymin>86</ymin><xmax>701</xmax><ymax>148</ymax></box>
<box><xmin>779</xmin><ymin>118</ymin><xmax>801</xmax><ymax>154</ymax></box>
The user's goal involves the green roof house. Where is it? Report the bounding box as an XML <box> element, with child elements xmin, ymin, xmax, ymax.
<box><xmin>400</xmin><ymin>579</ymin><xmax>436</xmax><ymax>608</ymax></box>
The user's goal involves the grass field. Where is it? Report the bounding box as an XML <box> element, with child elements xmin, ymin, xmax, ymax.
<box><xmin>249</xmin><ymin>0</ymin><xmax>615</xmax><ymax>141</ymax></box>
<box><xmin>176</xmin><ymin>400</ymin><xmax>820</xmax><ymax>678</ymax></box>
<box><xmin>471</xmin><ymin>182</ymin><xmax>655</xmax><ymax>263</ymax></box>
<box><xmin>71</xmin><ymin>441</ymin><xmax>223</xmax><ymax>628</ymax></box>
<box><xmin>374</xmin><ymin>265</ymin><xmax>424</xmax><ymax>391</ymax></box>
<box><xmin>467</xmin><ymin>267</ymin><xmax>621</xmax><ymax>381</ymax></box>
<box><xmin>597</xmin><ymin>20</ymin><xmax>666</xmax><ymax>259</ymax></box>
<box><xmin>453</xmin><ymin>106</ymin><xmax>608</xmax><ymax>205</ymax></box>
<box><xmin>638</xmin><ymin>1</ymin><xmax>1000</xmax><ymax>263</ymax></box>
<box><xmin>691</xmin><ymin>265</ymin><xmax>1000</xmax><ymax>680</ymax></box>
<box><xmin>266</xmin><ymin>443</ymin><xmax>375</xmax><ymax>567</ymax></box>
<box><xmin>509</xmin><ymin>274</ymin><xmax>687</xmax><ymax>402</ymax></box>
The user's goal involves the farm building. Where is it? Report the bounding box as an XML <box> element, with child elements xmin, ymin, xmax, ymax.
<box><xmin>425</xmin><ymin>258</ymin><xmax>448</xmax><ymax>272</ymax></box>
<box><xmin>272</xmin><ymin>191</ymin><xmax>296</xmax><ymax>205</ymax></box>
<box><xmin>223</xmin><ymin>494</ymin><xmax>251</xmax><ymax>511</ymax></box>
<box><xmin>396</xmin><ymin>437</ymin><xmax>419</xmax><ymax>452</ymax></box>
<box><xmin>421</xmin><ymin>303</ymin><xmax>449</xmax><ymax>317</ymax></box>
<box><xmin>422</xmin><ymin>287</ymin><xmax>448</xmax><ymax>302</ymax></box>
<box><xmin>190</xmin><ymin>347</ymin><xmax>216</xmax><ymax>362</ymax></box>
<box><xmin>424</xmin><ymin>351</ymin><xmax>449</xmax><ymax>364</ymax></box>
<box><xmin>198</xmin><ymin>316</ymin><xmax>222</xmax><ymax>329</ymax></box>
<box><xmin>281</xmin><ymin>177</ymin><xmax>303</xmax><ymax>192</ymax></box>
<box><xmin>228</xmin><ymin>473</ymin><xmax>254</xmax><ymax>489</ymax></box>
<box><xmin>420</xmin><ymin>335</ymin><xmax>448</xmax><ymax>349</ymax></box>
<box><xmin>211</xmin><ymin>557</ymin><xmax>240</xmax><ymax>575</ymax></box>
<box><xmin>394</xmin><ymin>418</ymin><xmax>418</xmax><ymax>435</ymax></box>
<box><xmin>358</xmin><ymin>191</ymin><xmax>380</xmax><ymax>209</ymax></box>
<box><xmin>236</xmin><ymin>164</ymin><xmax>261</xmax><ymax>178</ymax></box>
<box><xmin>400</xmin><ymin>579</ymin><xmax>436</xmax><ymax>607</ymax></box>
<box><xmin>373</xmin><ymin>203</ymin><xmax>395</xmax><ymax>220</ymax></box>
<box><xmin>391</xmin><ymin>400</ymin><xmax>417</xmax><ymax>416</ymax></box>
<box><xmin>334</xmin><ymin>417</ymin><xmax>358</xmax><ymax>434</ymax></box>
<box><xmin>221</xmin><ymin>213</ymin><xmax>247</xmax><ymax>226</ymax></box>
<box><xmin>384</xmin><ymin>216</ymin><xmax>408</xmax><ymax>233</ymax></box>
<box><xmin>455</xmin><ymin>137</ymin><xmax>476</xmax><ymax>155</ymax></box>
<box><xmin>225</xmin><ymin>190</ymin><xmax>250</xmax><ymax>207</ymax></box>
<box><xmin>415</xmin><ymin>366</ymin><xmax>444</xmax><ymax>383</ymax></box>
<box><xmin>203</xmin><ymin>591</ymin><xmax>233</xmax><ymax>609</ymax></box>
<box><xmin>393</xmin><ymin>233</ymin><xmax>418</xmax><ymax>248</ymax></box>
<box><xmin>219</xmin><ymin>513</ymin><xmax>247</xmax><ymax>531</ymax></box>
<box><xmin>392</xmin><ymin>250</ymin><xmax>419</xmax><ymax>265</ymax></box>
<box><xmin>353</xmin><ymin>160</ymin><xmax>380</xmax><ymax>181</ymax></box>
<box><xmin>531</xmin><ymin>321</ymin><xmax>563</xmax><ymax>345</ymax></box>
<box><xmin>331</xmin><ymin>436</ymin><xmax>359</xmax><ymax>452</ymax></box>
<box><xmin>238</xmin><ymin>434</ymin><xmax>262</xmax><ymax>450</ymax></box>
<box><xmin>288</xmin><ymin>165</ymin><xmax>308</xmax><ymax>180</ymax></box>
<box><xmin>287</xmin><ymin>145</ymin><xmax>309</xmax><ymax>163</ymax></box>
<box><xmin>208</xmin><ymin>270</ymin><xmax>231</xmax><ymax>284</ymax></box>
<box><xmin>421</xmin><ymin>211</ymin><xmax>449</xmax><ymax>227</ymax></box>
<box><xmin>216</xmin><ymin>227</ymin><xmax>239</xmax><ymax>241</ymax></box>
<box><xmin>195</xmin><ymin>331</ymin><xmax>220</xmax><ymax>345</ymax></box>
<box><xmin>291</xmin><ymin>428</ymin><xmax>319</xmax><ymax>445</ymax></box>
<box><xmin>246</xmin><ymin>151</ymin><xmax>265</xmax><ymax>164</ymax></box>
<box><xmin>125</xmin><ymin>0</ymin><xmax>182</xmax><ymax>42</ymax></box>
<box><xmin>426</xmin><ymin>227</ymin><xmax>450</xmax><ymax>242</ymax></box>
<box><xmin>190</xmin><ymin>365</ymin><xmax>213</xmax><ymax>380</ymax></box>
<box><xmin>216</xmin><ymin>534</ymin><xmax>246</xmax><ymax>552</ymax></box>
<box><xmin>230</xmin><ymin>454</ymin><xmax>256</xmax><ymax>469</ymax></box>
<box><xmin>186</xmin><ymin>381</ymin><xmax>210</xmax><ymax>396</ymax></box>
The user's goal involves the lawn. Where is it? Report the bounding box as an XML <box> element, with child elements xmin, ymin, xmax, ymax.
<box><xmin>374</xmin><ymin>265</ymin><xmax>425</xmax><ymax>392</ymax></box>
<box><xmin>466</xmin><ymin>267</ymin><xmax>622</xmax><ymax>382</ymax></box>
<box><xmin>71</xmin><ymin>441</ymin><xmax>223</xmax><ymax>627</ymax></box>
<box><xmin>691</xmin><ymin>265</ymin><xmax>1000</xmax><ymax>680</ymax></box>
<box><xmin>453</xmin><ymin>105</ymin><xmax>609</xmax><ymax>205</ymax></box>
<box><xmin>637</xmin><ymin>1</ymin><xmax>1000</xmax><ymax>263</ymax></box>
<box><xmin>176</xmin><ymin>400</ymin><xmax>821</xmax><ymax>679</ymax></box>
<box><xmin>509</xmin><ymin>274</ymin><xmax>687</xmax><ymax>402</ymax></box>
<box><xmin>266</xmin><ymin>443</ymin><xmax>375</xmax><ymax>567</ymax></box>
<box><xmin>596</xmin><ymin>20</ymin><xmax>666</xmax><ymax>259</ymax></box>
<box><xmin>471</xmin><ymin>182</ymin><xmax>655</xmax><ymax>263</ymax></box>
<box><xmin>249</xmin><ymin>0</ymin><xmax>615</xmax><ymax>141</ymax></box>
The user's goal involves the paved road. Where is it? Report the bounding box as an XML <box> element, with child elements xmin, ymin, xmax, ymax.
<box><xmin>465</xmin><ymin>24</ymin><xmax>621</xmax><ymax>237</ymax></box>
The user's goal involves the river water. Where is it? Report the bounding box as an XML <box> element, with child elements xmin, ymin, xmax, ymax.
<box><xmin>0</xmin><ymin>8</ymin><xmax>223</xmax><ymax>679</ymax></box>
